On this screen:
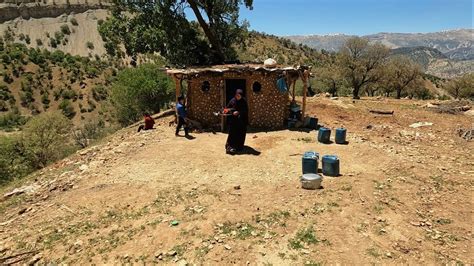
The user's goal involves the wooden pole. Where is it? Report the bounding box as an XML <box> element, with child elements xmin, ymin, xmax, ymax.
<box><xmin>174</xmin><ymin>76</ymin><xmax>181</xmax><ymax>121</ymax></box>
<box><xmin>292</xmin><ymin>80</ymin><xmax>296</xmax><ymax>102</ymax></box>
<box><xmin>302</xmin><ymin>70</ymin><xmax>309</xmax><ymax>120</ymax></box>
<box><xmin>174</xmin><ymin>76</ymin><xmax>181</xmax><ymax>103</ymax></box>
<box><xmin>220</xmin><ymin>80</ymin><xmax>225</xmax><ymax>132</ymax></box>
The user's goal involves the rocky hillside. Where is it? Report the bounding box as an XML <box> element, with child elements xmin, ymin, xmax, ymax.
<box><xmin>236</xmin><ymin>31</ymin><xmax>328</xmax><ymax>66</ymax></box>
<box><xmin>0</xmin><ymin>0</ymin><xmax>109</xmax><ymax>22</ymax></box>
<box><xmin>390</xmin><ymin>46</ymin><xmax>474</xmax><ymax>78</ymax></box>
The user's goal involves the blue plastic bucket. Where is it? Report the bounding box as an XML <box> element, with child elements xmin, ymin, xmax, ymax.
<box><xmin>318</xmin><ymin>127</ymin><xmax>331</xmax><ymax>143</ymax></box>
<box><xmin>335</xmin><ymin>128</ymin><xmax>347</xmax><ymax>144</ymax></box>
<box><xmin>302</xmin><ymin>151</ymin><xmax>319</xmax><ymax>174</ymax></box>
<box><xmin>322</xmin><ymin>155</ymin><xmax>340</xmax><ymax>176</ymax></box>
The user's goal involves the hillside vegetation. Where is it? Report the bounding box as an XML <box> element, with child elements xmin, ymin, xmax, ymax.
<box><xmin>0</xmin><ymin>41</ymin><xmax>114</xmax><ymax>130</ymax></box>
<box><xmin>236</xmin><ymin>31</ymin><xmax>329</xmax><ymax>66</ymax></box>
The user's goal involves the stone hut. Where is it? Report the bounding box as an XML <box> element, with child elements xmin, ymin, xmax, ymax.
<box><xmin>166</xmin><ymin>64</ymin><xmax>310</xmax><ymax>130</ymax></box>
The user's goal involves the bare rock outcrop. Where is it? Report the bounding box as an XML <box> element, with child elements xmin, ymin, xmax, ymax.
<box><xmin>0</xmin><ymin>0</ymin><xmax>110</xmax><ymax>22</ymax></box>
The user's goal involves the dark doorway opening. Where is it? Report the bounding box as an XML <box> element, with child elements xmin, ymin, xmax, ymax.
<box><xmin>225</xmin><ymin>79</ymin><xmax>246</xmax><ymax>105</ymax></box>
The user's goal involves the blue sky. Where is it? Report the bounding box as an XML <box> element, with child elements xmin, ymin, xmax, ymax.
<box><xmin>231</xmin><ymin>0</ymin><xmax>473</xmax><ymax>36</ymax></box>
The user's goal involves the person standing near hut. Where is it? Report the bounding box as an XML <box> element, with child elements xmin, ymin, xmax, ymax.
<box><xmin>176</xmin><ymin>96</ymin><xmax>190</xmax><ymax>137</ymax></box>
<box><xmin>225</xmin><ymin>89</ymin><xmax>248</xmax><ymax>154</ymax></box>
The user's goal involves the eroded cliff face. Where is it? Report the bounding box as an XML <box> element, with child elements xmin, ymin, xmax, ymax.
<box><xmin>0</xmin><ymin>0</ymin><xmax>109</xmax><ymax>22</ymax></box>
<box><xmin>0</xmin><ymin>10</ymin><xmax>109</xmax><ymax>57</ymax></box>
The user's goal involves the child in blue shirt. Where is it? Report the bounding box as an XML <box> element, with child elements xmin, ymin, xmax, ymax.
<box><xmin>175</xmin><ymin>96</ymin><xmax>190</xmax><ymax>137</ymax></box>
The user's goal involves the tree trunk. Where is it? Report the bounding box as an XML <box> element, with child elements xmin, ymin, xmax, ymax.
<box><xmin>396</xmin><ymin>87</ymin><xmax>401</xmax><ymax>99</ymax></box>
<box><xmin>353</xmin><ymin>85</ymin><xmax>360</xmax><ymax>99</ymax></box>
<box><xmin>331</xmin><ymin>81</ymin><xmax>337</xmax><ymax>97</ymax></box>
<box><xmin>187</xmin><ymin>0</ymin><xmax>225</xmax><ymax>63</ymax></box>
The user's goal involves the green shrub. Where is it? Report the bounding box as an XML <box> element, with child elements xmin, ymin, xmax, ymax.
<box><xmin>61</xmin><ymin>89</ymin><xmax>77</xmax><ymax>100</ymax></box>
<box><xmin>72</xmin><ymin>119</ymin><xmax>104</xmax><ymax>148</ymax></box>
<box><xmin>41</xmin><ymin>92</ymin><xmax>50</xmax><ymax>105</ymax></box>
<box><xmin>92</xmin><ymin>85</ymin><xmax>108</xmax><ymax>101</ymax></box>
<box><xmin>0</xmin><ymin>84</ymin><xmax>13</xmax><ymax>101</ymax></box>
<box><xmin>54</xmin><ymin>31</ymin><xmax>64</xmax><ymax>42</ymax></box>
<box><xmin>0</xmin><ymin>135</ymin><xmax>31</xmax><ymax>185</ymax></box>
<box><xmin>1</xmin><ymin>53</ymin><xmax>11</xmax><ymax>64</ymax></box>
<box><xmin>3</xmin><ymin>73</ymin><xmax>13</xmax><ymax>84</ymax></box>
<box><xmin>12</xmin><ymin>67</ymin><xmax>20</xmax><ymax>78</ymax></box>
<box><xmin>0</xmin><ymin>110</ymin><xmax>28</xmax><ymax>130</ymax></box>
<box><xmin>49</xmin><ymin>38</ymin><xmax>57</xmax><ymax>48</ymax></box>
<box><xmin>25</xmin><ymin>35</ymin><xmax>31</xmax><ymax>44</ymax></box>
<box><xmin>70</xmin><ymin>18</ymin><xmax>78</xmax><ymax>26</ymax></box>
<box><xmin>86</xmin><ymin>41</ymin><xmax>94</xmax><ymax>50</ymax></box>
<box><xmin>29</xmin><ymin>103</ymin><xmax>40</xmax><ymax>115</ymax></box>
<box><xmin>50</xmin><ymin>50</ymin><xmax>65</xmax><ymax>63</ymax></box>
<box><xmin>36</xmin><ymin>39</ymin><xmax>43</xmax><ymax>46</ymax></box>
<box><xmin>19</xmin><ymin>91</ymin><xmax>34</xmax><ymax>106</ymax></box>
<box><xmin>28</xmin><ymin>48</ymin><xmax>46</xmax><ymax>65</ymax></box>
<box><xmin>3</xmin><ymin>28</ymin><xmax>14</xmax><ymax>43</ymax></box>
<box><xmin>0</xmin><ymin>100</ymin><xmax>7</xmax><ymax>111</ymax></box>
<box><xmin>60</xmin><ymin>24</ymin><xmax>71</xmax><ymax>35</ymax></box>
<box><xmin>59</xmin><ymin>99</ymin><xmax>76</xmax><ymax>118</ymax></box>
<box><xmin>87</xmin><ymin>99</ymin><xmax>96</xmax><ymax>112</ymax></box>
<box><xmin>21</xmin><ymin>112</ymin><xmax>72</xmax><ymax>168</ymax></box>
<box><xmin>111</xmin><ymin>63</ymin><xmax>174</xmax><ymax>125</ymax></box>
<box><xmin>86</xmin><ymin>66</ymin><xmax>99</xmax><ymax>78</ymax></box>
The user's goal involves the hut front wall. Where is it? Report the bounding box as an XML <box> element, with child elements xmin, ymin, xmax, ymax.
<box><xmin>188</xmin><ymin>71</ymin><xmax>289</xmax><ymax>129</ymax></box>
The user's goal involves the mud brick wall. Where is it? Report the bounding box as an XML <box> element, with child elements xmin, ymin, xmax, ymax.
<box><xmin>187</xmin><ymin>71</ymin><xmax>289</xmax><ymax>129</ymax></box>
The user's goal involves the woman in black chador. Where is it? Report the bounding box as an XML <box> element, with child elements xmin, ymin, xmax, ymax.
<box><xmin>225</xmin><ymin>89</ymin><xmax>248</xmax><ymax>154</ymax></box>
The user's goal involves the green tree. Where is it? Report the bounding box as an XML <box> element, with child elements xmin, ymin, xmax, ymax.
<box><xmin>111</xmin><ymin>64</ymin><xmax>174</xmax><ymax>125</ymax></box>
<box><xmin>338</xmin><ymin>37</ymin><xmax>390</xmax><ymax>99</ymax></box>
<box><xmin>444</xmin><ymin>73</ymin><xmax>474</xmax><ymax>99</ymax></box>
<box><xmin>0</xmin><ymin>136</ymin><xmax>30</xmax><ymax>184</ymax></box>
<box><xmin>21</xmin><ymin>112</ymin><xmax>72</xmax><ymax>168</ymax></box>
<box><xmin>385</xmin><ymin>56</ymin><xmax>422</xmax><ymax>99</ymax></box>
<box><xmin>86</xmin><ymin>41</ymin><xmax>94</xmax><ymax>50</ymax></box>
<box><xmin>61</xmin><ymin>24</ymin><xmax>71</xmax><ymax>35</ymax></box>
<box><xmin>98</xmin><ymin>0</ymin><xmax>253</xmax><ymax>65</ymax></box>
<box><xmin>59</xmin><ymin>99</ymin><xmax>76</xmax><ymax>118</ymax></box>
<box><xmin>70</xmin><ymin>18</ymin><xmax>79</xmax><ymax>26</ymax></box>
<box><xmin>315</xmin><ymin>63</ymin><xmax>345</xmax><ymax>97</ymax></box>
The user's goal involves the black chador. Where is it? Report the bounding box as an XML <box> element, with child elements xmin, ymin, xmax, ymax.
<box><xmin>225</xmin><ymin>90</ymin><xmax>248</xmax><ymax>154</ymax></box>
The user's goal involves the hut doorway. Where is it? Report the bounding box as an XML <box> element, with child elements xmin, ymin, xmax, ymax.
<box><xmin>225</xmin><ymin>79</ymin><xmax>246</xmax><ymax>105</ymax></box>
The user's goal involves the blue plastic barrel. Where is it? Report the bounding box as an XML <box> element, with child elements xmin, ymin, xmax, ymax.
<box><xmin>335</xmin><ymin>128</ymin><xmax>347</xmax><ymax>144</ymax></box>
<box><xmin>302</xmin><ymin>151</ymin><xmax>319</xmax><ymax>174</ymax></box>
<box><xmin>309</xmin><ymin>117</ymin><xmax>318</xmax><ymax>129</ymax></box>
<box><xmin>322</xmin><ymin>155</ymin><xmax>340</xmax><ymax>176</ymax></box>
<box><xmin>318</xmin><ymin>127</ymin><xmax>331</xmax><ymax>143</ymax></box>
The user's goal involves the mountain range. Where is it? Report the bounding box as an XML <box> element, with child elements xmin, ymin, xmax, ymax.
<box><xmin>287</xmin><ymin>29</ymin><xmax>473</xmax><ymax>78</ymax></box>
<box><xmin>287</xmin><ymin>29</ymin><xmax>473</xmax><ymax>60</ymax></box>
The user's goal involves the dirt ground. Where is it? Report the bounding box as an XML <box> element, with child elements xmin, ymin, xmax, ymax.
<box><xmin>1</xmin><ymin>97</ymin><xmax>473</xmax><ymax>265</ymax></box>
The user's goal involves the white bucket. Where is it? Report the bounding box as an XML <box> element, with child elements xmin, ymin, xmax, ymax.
<box><xmin>300</xmin><ymin>173</ymin><xmax>323</xmax><ymax>190</ymax></box>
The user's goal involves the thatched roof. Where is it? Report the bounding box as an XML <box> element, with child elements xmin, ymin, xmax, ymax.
<box><xmin>166</xmin><ymin>64</ymin><xmax>306</xmax><ymax>76</ymax></box>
